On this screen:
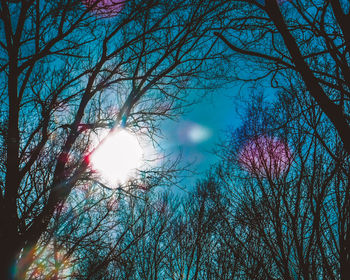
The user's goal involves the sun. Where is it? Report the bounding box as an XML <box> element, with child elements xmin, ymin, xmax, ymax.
<box><xmin>89</xmin><ymin>129</ymin><xmax>143</xmax><ymax>185</ymax></box>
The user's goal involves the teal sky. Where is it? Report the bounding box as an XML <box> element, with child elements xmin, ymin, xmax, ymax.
<box><xmin>161</xmin><ymin>87</ymin><xmax>243</xmax><ymax>189</ymax></box>
<box><xmin>158</xmin><ymin>79</ymin><xmax>278</xmax><ymax>192</ymax></box>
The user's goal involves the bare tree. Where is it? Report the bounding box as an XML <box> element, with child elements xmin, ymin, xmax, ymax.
<box><xmin>215</xmin><ymin>0</ymin><xmax>350</xmax><ymax>154</ymax></box>
<box><xmin>214</xmin><ymin>91</ymin><xmax>350</xmax><ymax>279</ymax></box>
<box><xmin>159</xmin><ymin>177</ymin><xmax>225</xmax><ymax>280</ymax></box>
<box><xmin>0</xmin><ymin>0</ymin><xmax>229</xmax><ymax>278</ymax></box>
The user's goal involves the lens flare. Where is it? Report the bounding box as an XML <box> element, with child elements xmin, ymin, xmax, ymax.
<box><xmin>83</xmin><ymin>0</ymin><xmax>125</xmax><ymax>17</ymax></box>
<box><xmin>25</xmin><ymin>243</ymin><xmax>76</xmax><ymax>279</ymax></box>
<box><xmin>89</xmin><ymin>129</ymin><xmax>143</xmax><ymax>185</ymax></box>
<box><xmin>238</xmin><ymin>135</ymin><xmax>292</xmax><ymax>178</ymax></box>
<box><xmin>178</xmin><ymin>121</ymin><xmax>212</xmax><ymax>144</ymax></box>
<box><xmin>255</xmin><ymin>0</ymin><xmax>291</xmax><ymax>5</ymax></box>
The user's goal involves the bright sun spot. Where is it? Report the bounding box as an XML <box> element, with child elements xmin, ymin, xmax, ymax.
<box><xmin>89</xmin><ymin>129</ymin><xmax>143</xmax><ymax>185</ymax></box>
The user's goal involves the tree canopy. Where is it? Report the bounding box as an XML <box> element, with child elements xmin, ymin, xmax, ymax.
<box><xmin>1</xmin><ymin>0</ymin><xmax>350</xmax><ymax>279</ymax></box>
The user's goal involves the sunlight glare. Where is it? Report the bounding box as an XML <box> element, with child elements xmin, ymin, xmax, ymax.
<box><xmin>89</xmin><ymin>129</ymin><xmax>143</xmax><ymax>185</ymax></box>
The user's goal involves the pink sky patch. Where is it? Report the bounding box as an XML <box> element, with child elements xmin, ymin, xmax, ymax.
<box><xmin>238</xmin><ymin>135</ymin><xmax>292</xmax><ymax>178</ymax></box>
<box><xmin>83</xmin><ymin>0</ymin><xmax>125</xmax><ymax>17</ymax></box>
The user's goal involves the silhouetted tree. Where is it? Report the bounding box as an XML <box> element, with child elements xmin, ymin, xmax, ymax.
<box><xmin>215</xmin><ymin>91</ymin><xmax>350</xmax><ymax>279</ymax></box>
<box><xmin>0</xmin><ymin>0</ymin><xmax>229</xmax><ymax>278</ymax></box>
<box><xmin>215</xmin><ymin>0</ymin><xmax>350</xmax><ymax>154</ymax></box>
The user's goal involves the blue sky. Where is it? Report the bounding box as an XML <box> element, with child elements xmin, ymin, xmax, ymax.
<box><xmin>161</xmin><ymin>87</ymin><xmax>243</xmax><ymax>189</ymax></box>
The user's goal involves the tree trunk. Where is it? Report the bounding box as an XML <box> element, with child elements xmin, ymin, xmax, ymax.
<box><xmin>0</xmin><ymin>239</ymin><xmax>21</xmax><ymax>280</ymax></box>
